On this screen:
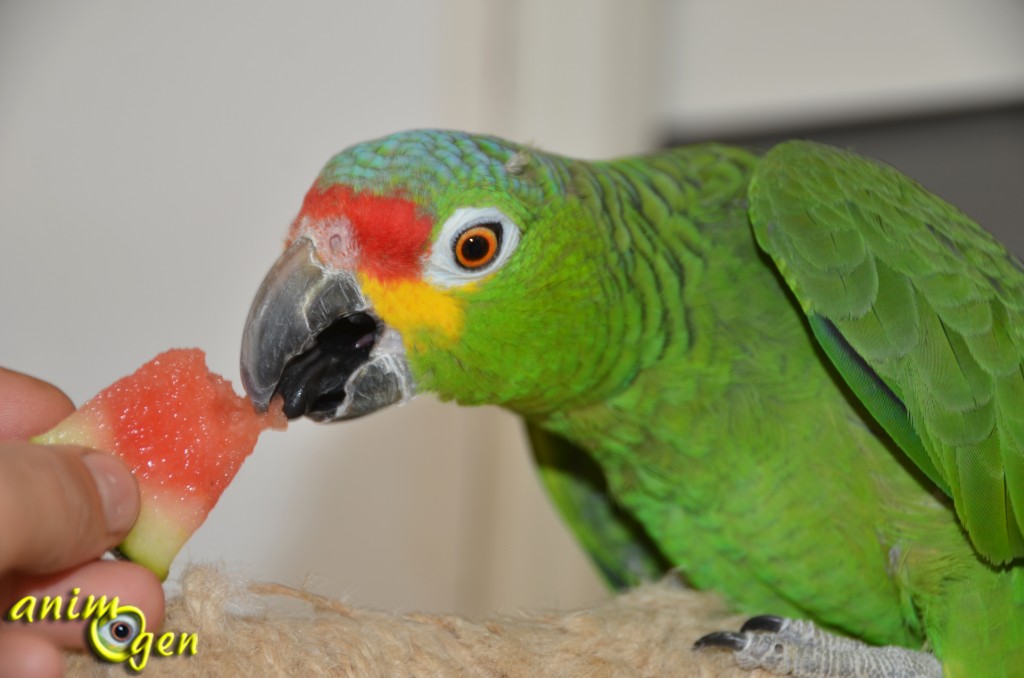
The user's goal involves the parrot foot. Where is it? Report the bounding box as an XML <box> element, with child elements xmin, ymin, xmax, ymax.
<box><xmin>693</xmin><ymin>615</ymin><xmax>941</xmax><ymax>677</ymax></box>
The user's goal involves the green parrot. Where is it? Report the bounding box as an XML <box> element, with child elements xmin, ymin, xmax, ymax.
<box><xmin>240</xmin><ymin>130</ymin><xmax>1024</xmax><ymax>677</ymax></box>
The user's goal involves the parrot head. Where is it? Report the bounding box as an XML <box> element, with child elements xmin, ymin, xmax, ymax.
<box><xmin>241</xmin><ymin>129</ymin><xmax>616</xmax><ymax>422</ymax></box>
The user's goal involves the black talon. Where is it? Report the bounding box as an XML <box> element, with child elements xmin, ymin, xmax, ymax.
<box><xmin>740</xmin><ymin>615</ymin><xmax>786</xmax><ymax>634</ymax></box>
<box><xmin>693</xmin><ymin>631</ymin><xmax>749</xmax><ymax>651</ymax></box>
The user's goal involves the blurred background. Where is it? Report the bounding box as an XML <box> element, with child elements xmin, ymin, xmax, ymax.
<box><xmin>2</xmin><ymin>1</ymin><xmax>1023</xmax><ymax>616</ymax></box>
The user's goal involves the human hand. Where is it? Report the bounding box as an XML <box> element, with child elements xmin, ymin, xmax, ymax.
<box><xmin>0</xmin><ymin>367</ymin><xmax>165</xmax><ymax>677</ymax></box>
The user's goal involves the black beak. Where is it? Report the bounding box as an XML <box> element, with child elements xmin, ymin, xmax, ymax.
<box><xmin>240</xmin><ymin>237</ymin><xmax>415</xmax><ymax>421</ymax></box>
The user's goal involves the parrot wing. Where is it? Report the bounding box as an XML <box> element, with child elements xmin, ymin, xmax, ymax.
<box><xmin>526</xmin><ymin>422</ymin><xmax>672</xmax><ymax>589</ymax></box>
<box><xmin>748</xmin><ymin>140</ymin><xmax>1024</xmax><ymax>565</ymax></box>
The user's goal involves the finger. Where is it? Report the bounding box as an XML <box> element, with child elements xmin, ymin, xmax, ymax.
<box><xmin>1</xmin><ymin>559</ymin><xmax>165</xmax><ymax>650</ymax></box>
<box><xmin>0</xmin><ymin>629</ymin><xmax>63</xmax><ymax>678</ymax></box>
<box><xmin>0</xmin><ymin>368</ymin><xmax>75</xmax><ymax>441</ymax></box>
<box><xmin>0</xmin><ymin>444</ymin><xmax>139</xmax><ymax>574</ymax></box>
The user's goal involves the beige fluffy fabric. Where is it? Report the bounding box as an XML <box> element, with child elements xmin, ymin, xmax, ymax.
<box><xmin>66</xmin><ymin>566</ymin><xmax>770</xmax><ymax>677</ymax></box>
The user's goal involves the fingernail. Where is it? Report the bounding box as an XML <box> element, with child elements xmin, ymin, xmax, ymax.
<box><xmin>82</xmin><ymin>452</ymin><xmax>139</xmax><ymax>534</ymax></box>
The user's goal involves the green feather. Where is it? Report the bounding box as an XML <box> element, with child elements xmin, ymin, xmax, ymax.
<box><xmin>527</xmin><ymin>422</ymin><xmax>671</xmax><ymax>589</ymax></box>
<box><xmin>750</xmin><ymin>140</ymin><xmax>1024</xmax><ymax>568</ymax></box>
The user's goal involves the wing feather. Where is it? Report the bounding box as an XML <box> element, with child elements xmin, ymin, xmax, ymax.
<box><xmin>750</xmin><ymin>140</ymin><xmax>1024</xmax><ymax>564</ymax></box>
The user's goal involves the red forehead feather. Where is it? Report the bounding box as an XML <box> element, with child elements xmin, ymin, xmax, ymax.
<box><xmin>296</xmin><ymin>183</ymin><xmax>433</xmax><ymax>280</ymax></box>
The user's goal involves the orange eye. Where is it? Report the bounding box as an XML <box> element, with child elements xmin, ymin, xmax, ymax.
<box><xmin>454</xmin><ymin>223</ymin><xmax>501</xmax><ymax>270</ymax></box>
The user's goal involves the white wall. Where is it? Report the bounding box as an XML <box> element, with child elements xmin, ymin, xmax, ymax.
<box><xmin>2</xmin><ymin>0</ymin><xmax>1022</xmax><ymax>617</ymax></box>
<box><xmin>660</xmin><ymin>0</ymin><xmax>1024</xmax><ymax>135</ymax></box>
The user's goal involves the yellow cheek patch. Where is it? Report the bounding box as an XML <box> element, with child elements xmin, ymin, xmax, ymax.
<box><xmin>360</xmin><ymin>274</ymin><xmax>465</xmax><ymax>349</ymax></box>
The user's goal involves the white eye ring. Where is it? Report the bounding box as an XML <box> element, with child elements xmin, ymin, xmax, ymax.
<box><xmin>425</xmin><ymin>207</ymin><xmax>521</xmax><ymax>288</ymax></box>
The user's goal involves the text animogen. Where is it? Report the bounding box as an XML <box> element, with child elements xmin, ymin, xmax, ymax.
<box><xmin>5</xmin><ymin>589</ymin><xmax>198</xmax><ymax>671</ymax></box>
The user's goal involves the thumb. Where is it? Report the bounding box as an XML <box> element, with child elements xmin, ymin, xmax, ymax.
<box><xmin>0</xmin><ymin>443</ymin><xmax>139</xmax><ymax>574</ymax></box>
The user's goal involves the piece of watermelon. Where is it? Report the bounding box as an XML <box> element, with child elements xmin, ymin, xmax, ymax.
<box><xmin>33</xmin><ymin>348</ymin><xmax>286</xmax><ymax>580</ymax></box>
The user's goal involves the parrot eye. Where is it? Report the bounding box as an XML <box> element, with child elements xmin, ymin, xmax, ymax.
<box><xmin>454</xmin><ymin>223</ymin><xmax>501</xmax><ymax>269</ymax></box>
<box><xmin>426</xmin><ymin>207</ymin><xmax>521</xmax><ymax>288</ymax></box>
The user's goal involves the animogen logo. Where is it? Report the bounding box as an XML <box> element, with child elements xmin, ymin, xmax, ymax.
<box><xmin>6</xmin><ymin>588</ymin><xmax>197</xmax><ymax>671</ymax></box>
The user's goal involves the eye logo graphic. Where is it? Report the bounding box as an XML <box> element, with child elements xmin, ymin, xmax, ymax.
<box><xmin>5</xmin><ymin>590</ymin><xmax>198</xmax><ymax>672</ymax></box>
<box><xmin>89</xmin><ymin>603</ymin><xmax>199</xmax><ymax>671</ymax></box>
<box><xmin>88</xmin><ymin>603</ymin><xmax>200</xmax><ymax>671</ymax></box>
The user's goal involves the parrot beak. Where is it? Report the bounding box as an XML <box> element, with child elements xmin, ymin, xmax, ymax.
<box><xmin>240</xmin><ymin>237</ymin><xmax>415</xmax><ymax>421</ymax></box>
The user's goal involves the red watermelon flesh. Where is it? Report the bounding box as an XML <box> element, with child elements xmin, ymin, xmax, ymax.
<box><xmin>33</xmin><ymin>348</ymin><xmax>286</xmax><ymax>580</ymax></box>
